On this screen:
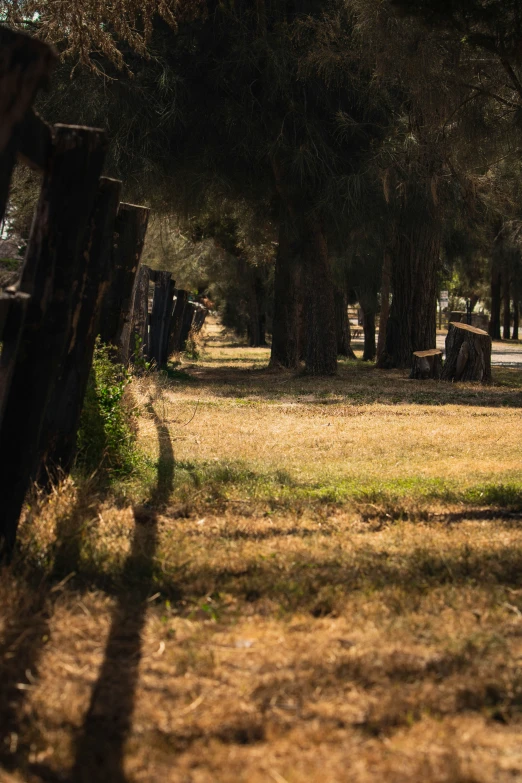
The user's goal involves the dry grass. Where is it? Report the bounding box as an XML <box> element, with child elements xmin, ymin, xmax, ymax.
<box><xmin>2</xmin><ymin>317</ymin><xmax>522</xmax><ymax>782</ymax></box>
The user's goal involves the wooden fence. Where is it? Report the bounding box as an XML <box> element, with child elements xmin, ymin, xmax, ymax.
<box><xmin>0</xmin><ymin>26</ymin><xmax>206</xmax><ymax>559</ymax></box>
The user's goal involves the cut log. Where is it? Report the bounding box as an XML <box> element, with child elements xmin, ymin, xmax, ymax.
<box><xmin>409</xmin><ymin>348</ymin><xmax>442</xmax><ymax>380</ymax></box>
<box><xmin>0</xmin><ymin>124</ymin><xmax>106</xmax><ymax>558</ymax></box>
<box><xmin>441</xmin><ymin>322</ymin><xmax>492</xmax><ymax>383</ymax></box>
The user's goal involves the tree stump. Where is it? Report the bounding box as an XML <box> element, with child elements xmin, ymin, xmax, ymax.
<box><xmin>441</xmin><ymin>322</ymin><xmax>492</xmax><ymax>383</ymax></box>
<box><xmin>409</xmin><ymin>349</ymin><xmax>443</xmax><ymax>379</ymax></box>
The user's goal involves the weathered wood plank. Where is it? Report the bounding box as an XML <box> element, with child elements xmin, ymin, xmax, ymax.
<box><xmin>99</xmin><ymin>203</ymin><xmax>149</xmax><ymax>362</ymax></box>
<box><xmin>38</xmin><ymin>177</ymin><xmax>122</xmax><ymax>482</ymax></box>
<box><xmin>0</xmin><ymin>124</ymin><xmax>106</xmax><ymax>559</ymax></box>
<box><xmin>0</xmin><ymin>26</ymin><xmax>56</xmax><ymax>220</ymax></box>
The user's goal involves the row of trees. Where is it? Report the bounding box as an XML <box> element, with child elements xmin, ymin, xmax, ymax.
<box><xmin>4</xmin><ymin>0</ymin><xmax>522</xmax><ymax>372</ymax></box>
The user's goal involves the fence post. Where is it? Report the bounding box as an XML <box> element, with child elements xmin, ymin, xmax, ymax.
<box><xmin>129</xmin><ymin>264</ymin><xmax>152</xmax><ymax>365</ymax></box>
<box><xmin>38</xmin><ymin>177</ymin><xmax>122</xmax><ymax>481</ymax></box>
<box><xmin>0</xmin><ymin>124</ymin><xmax>106</xmax><ymax>559</ymax></box>
<box><xmin>0</xmin><ymin>27</ymin><xmax>56</xmax><ymax>220</ymax></box>
<box><xmin>99</xmin><ymin>203</ymin><xmax>149</xmax><ymax>362</ymax></box>
<box><xmin>168</xmin><ymin>289</ymin><xmax>188</xmax><ymax>354</ymax></box>
<box><xmin>179</xmin><ymin>301</ymin><xmax>196</xmax><ymax>351</ymax></box>
<box><xmin>0</xmin><ymin>290</ymin><xmax>30</xmax><ymax>424</ymax></box>
<box><xmin>149</xmin><ymin>271</ymin><xmax>175</xmax><ymax>367</ymax></box>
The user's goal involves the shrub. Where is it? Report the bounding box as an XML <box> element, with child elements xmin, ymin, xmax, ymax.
<box><xmin>76</xmin><ymin>339</ymin><xmax>139</xmax><ymax>479</ymax></box>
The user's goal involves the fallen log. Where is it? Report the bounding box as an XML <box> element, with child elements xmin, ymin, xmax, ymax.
<box><xmin>441</xmin><ymin>322</ymin><xmax>492</xmax><ymax>383</ymax></box>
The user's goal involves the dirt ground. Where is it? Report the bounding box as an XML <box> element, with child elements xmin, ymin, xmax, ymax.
<box><xmin>2</xmin><ymin>318</ymin><xmax>522</xmax><ymax>783</ymax></box>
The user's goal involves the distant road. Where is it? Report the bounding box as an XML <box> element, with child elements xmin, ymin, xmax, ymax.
<box><xmin>436</xmin><ymin>333</ymin><xmax>522</xmax><ymax>367</ymax></box>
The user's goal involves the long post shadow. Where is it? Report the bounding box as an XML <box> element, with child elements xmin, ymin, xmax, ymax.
<box><xmin>69</xmin><ymin>408</ymin><xmax>174</xmax><ymax>783</ymax></box>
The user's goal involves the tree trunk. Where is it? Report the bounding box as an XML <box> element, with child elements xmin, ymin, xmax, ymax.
<box><xmin>302</xmin><ymin>216</ymin><xmax>337</xmax><ymax>375</ymax></box>
<box><xmin>489</xmin><ymin>266</ymin><xmax>501</xmax><ymax>340</ymax></box>
<box><xmin>334</xmin><ymin>285</ymin><xmax>356</xmax><ymax>358</ymax></box>
<box><xmin>502</xmin><ymin>270</ymin><xmax>511</xmax><ymax>340</ymax></box>
<box><xmin>361</xmin><ymin>305</ymin><xmax>376</xmax><ymax>362</ymax></box>
<box><xmin>513</xmin><ymin>299</ymin><xmax>519</xmax><ymax>340</ymax></box>
<box><xmin>379</xmin><ymin>208</ymin><xmax>440</xmax><ymax>369</ymax></box>
<box><xmin>376</xmin><ymin>249</ymin><xmax>392</xmax><ymax>364</ymax></box>
<box><xmin>269</xmin><ymin>208</ymin><xmax>301</xmax><ymax>369</ymax></box>
<box><xmin>442</xmin><ymin>322</ymin><xmax>492</xmax><ymax>383</ymax></box>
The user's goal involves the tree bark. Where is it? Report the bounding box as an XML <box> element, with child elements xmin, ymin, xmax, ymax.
<box><xmin>334</xmin><ymin>285</ymin><xmax>355</xmax><ymax>358</ymax></box>
<box><xmin>442</xmin><ymin>322</ymin><xmax>492</xmax><ymax>383</ymax></box>
<box><xmin>269</xmin><ymin>208</ymin><xmax>301</xmax><ymax>369</ymax></box>
<box><xmin>489</xmin><ymin>265</ymin><xmax>501</xmax><ymax>340</ymax></box>
<box><xmin>379</xmin><ymin>206</ymin><xmax>441</xmax><ymax>369</ymax></box>
<box><xmin>376</xmin><ymin>249</ymin><xmax>392</xmax><ymax>364</ymax></box>
<box><xmin>409</xmin><ymin>349</ymin><xmax>442</xmax><ymax>379</ymax></box>
<box><xmin>362</xmin><ymin>306</ymin><xmax>376</xmax><ymax>361</ymax></box>
<box><xmin>513</xmin><ymin>298</ymin><xmax>519</xmax><ymax>340</ymax></box>
<box><xmin>302</xmin><ymin>216</ymin><xmax>337</xmax><ymax>375</ymax></box>
<box><xmin>502</xmin><ymin>269</ymin><xmax>511</xmax><ymax>340</ymax></box>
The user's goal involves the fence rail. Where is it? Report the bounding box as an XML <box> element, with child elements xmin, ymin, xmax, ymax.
<box><xmin>0</xmin><ymin>26</ymin><xmax>206</xmax><ymax>559</ymax></box>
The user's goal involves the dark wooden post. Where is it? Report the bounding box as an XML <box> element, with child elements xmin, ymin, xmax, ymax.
<box><xmin>168</xmin><ymin>289</ymin><xmax>188</xmax><ymax>354</ymax></box>
<box><xmin>0</xmin><ymin>290</ymin><xmax>30</xmax><ymax>425</ymax></box>
<box><xmin>99</xmin><ymin>203</ymin><xmax>149</xmax><ymax>361</ymax></box>
<box><xmin>149</xmin><ymin>271</ymin><xmax>175</xmax><ymax>367</ymax></box>
<box><xmin>129</xmin><ymin>264</ymin><xmax>152</xmax><ymax>365</ymax></box>
<box><xmin>0</xmin><ymin>27</ymin><xmax>56</xmax><ymax>220</ymax></box>
<box><xmin>0</xmin><ymin>124</ymin><xmax>106</xmax><ymax>558</ymax></box>
<box><xmin>179</xmin><ymin>301</ymin><xmax>196</xmax><ymax>351</ymax></box>
<box><xmin>192</xmin><ymin>304</ymin><xmax>208</xmax><ymax>333</ymax></box>
<box><xmin>441</xmin><ymin>322</ymin><xmax>492</xmax><ymax>383</ymax></box>
<box><xmin>38</xmin><ymin>177</ymin><xmax>122</xmax><ymax>481</ymax></box>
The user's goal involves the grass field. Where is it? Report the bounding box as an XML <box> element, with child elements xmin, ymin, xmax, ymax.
<box><xmin>2</xmin><ymin>318</ymin><xmax>522</xmax><ymax>782</ymax></box>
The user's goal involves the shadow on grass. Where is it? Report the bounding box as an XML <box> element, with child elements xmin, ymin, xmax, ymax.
<box><xmin>0</xmin><ymin>407</ymin><xmax>175</xmax><ymax>783</ymax></box>
<box><xmin>181</xmin><ymin>360</ymin><xmax>522</xmax><ymax>408</ymax></box>
<box><xmin>68</xmin><ymin>408</ymin><xmax>173</xmax><ymax>783</ymax></box>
